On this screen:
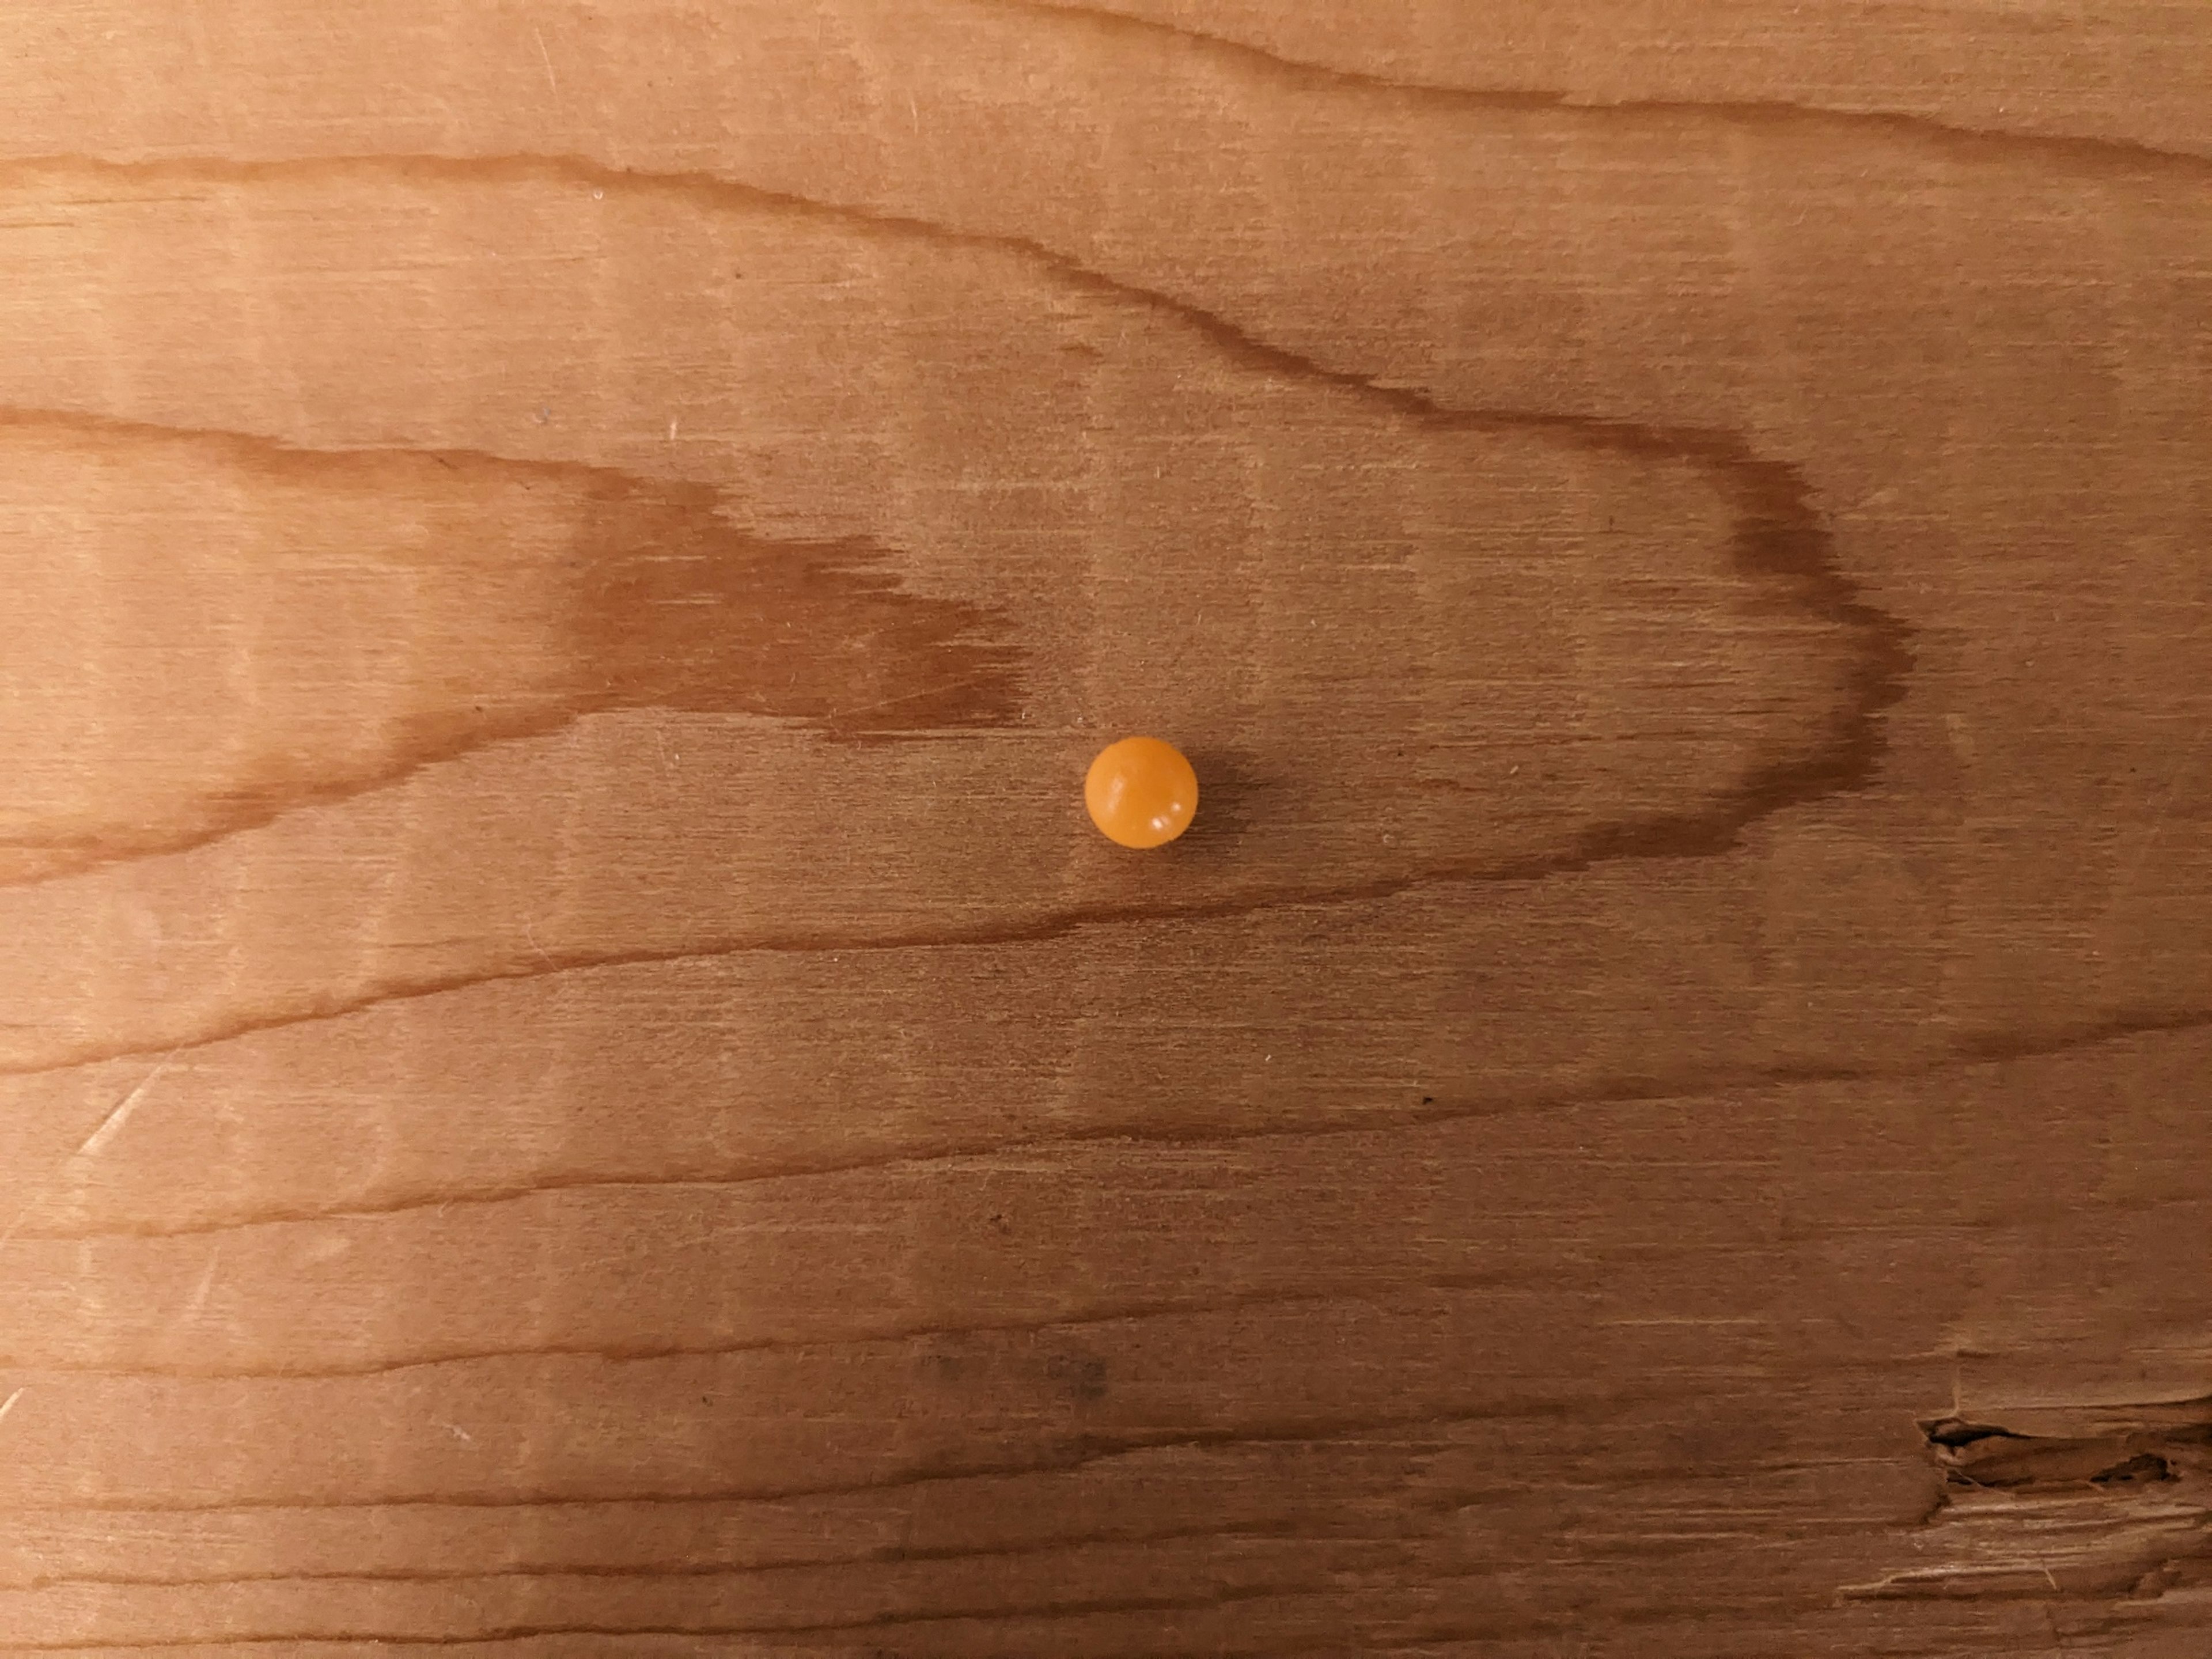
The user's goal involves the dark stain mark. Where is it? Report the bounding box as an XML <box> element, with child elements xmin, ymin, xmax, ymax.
<box><xmin>1046</xmin><ymin>1352</ymin><xmax>1111</xmax><ymax>1402</ymax></box>
<box><xmin>0</xmin><ymin>412</ymin><xmax>1020</xmax><ymax>885</ymax></box>
<box><xmin>567</xmin><ymin>474</ymin><xmax>1016</xmax><ymax>736</ymax></box>
<box><xmin>918</xmin><ymin>1341</ymin><xmax>966</xmax><ymax>1382</ymax></box>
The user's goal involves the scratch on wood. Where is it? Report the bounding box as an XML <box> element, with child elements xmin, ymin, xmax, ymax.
<box><xmin>531</xmin><ymin>24</ymin><xmax>558</xmax><ymax>96</ymax></box>
<box><xmin>74</xmin><ymin>1053</ymin><xmax>176</xmax><ymax>1160</ymax></box>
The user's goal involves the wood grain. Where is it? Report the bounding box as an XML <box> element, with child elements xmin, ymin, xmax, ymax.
<box><xmin>1</xmin><ymin>1</ymin><xmax>2208</xmax><ymax>1653</ymax></box>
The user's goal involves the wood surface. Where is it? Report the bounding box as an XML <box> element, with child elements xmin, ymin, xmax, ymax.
<box><xmin>2</xmin><ymin>1</ymin><xmax>2210</xmax><ymax>1653</ymax></box>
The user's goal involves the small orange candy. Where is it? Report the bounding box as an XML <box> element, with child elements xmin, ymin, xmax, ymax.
<box><xmin>1085</xmin><ymin>736</ymin><xmax>1199</xmax><ymax>849</ymax></box>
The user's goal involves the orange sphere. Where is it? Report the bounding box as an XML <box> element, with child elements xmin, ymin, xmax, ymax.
<box><xmin>1085</xmin><ymin>736</ymin><xmax>1199</xmax><ymax>849</ymax></box>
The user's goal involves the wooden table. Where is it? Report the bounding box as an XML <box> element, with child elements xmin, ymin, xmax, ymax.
<box><xmin>3</xmin><ymin>3</ymin><xmax>2209</xmax><ymax>1652</ymax></box>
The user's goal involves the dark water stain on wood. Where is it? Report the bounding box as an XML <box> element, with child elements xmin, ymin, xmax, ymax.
<box><xmin>0</xmin><ymin>412</ymin><xmax>1021</xmax><ymax>885</ymax></box>
<box><xmin>566</xmin><ymin>475</ymin><xmax>1016</xmax><ymax>737</ymax></box>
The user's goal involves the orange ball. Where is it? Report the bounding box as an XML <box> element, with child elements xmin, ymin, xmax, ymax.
<box><xmin>1085</xmin><ymin>736</ymin><xmax>1199</xmax><ymax>849</ymax></box>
